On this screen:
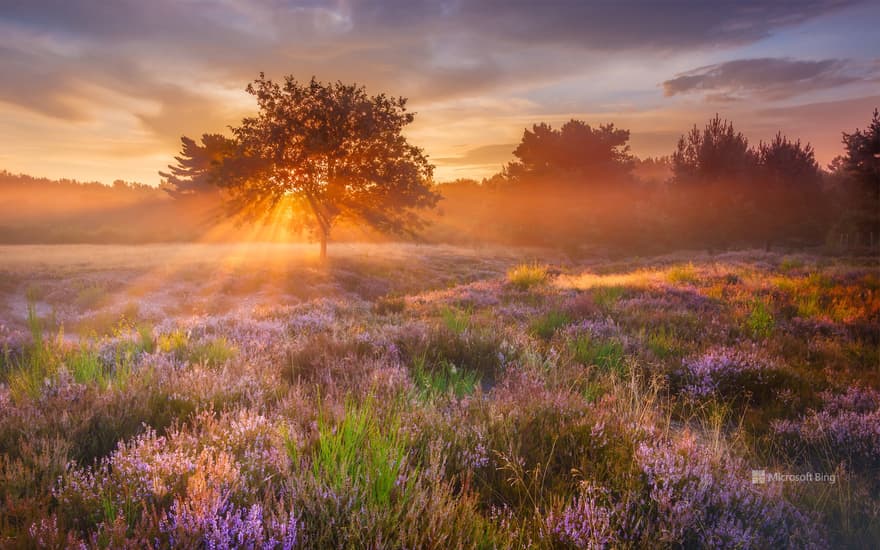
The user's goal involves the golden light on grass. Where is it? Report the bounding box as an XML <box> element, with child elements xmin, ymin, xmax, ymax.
<box><xmin>555</xmin><ymin>269</ymin><xmax>659</xmax><ymax>290</ymax></box>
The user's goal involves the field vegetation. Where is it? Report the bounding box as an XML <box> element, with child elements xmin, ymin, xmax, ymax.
<box><xmin>0</xmin><ymin>244</ymin><xmax>877</xmax><ymax>548</ymax></box>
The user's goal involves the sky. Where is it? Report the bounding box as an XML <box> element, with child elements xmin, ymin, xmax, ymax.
<box><xmin>0</xmin><ymin>0</ymin><xmax>878</xmax><ymax>185</ymax></box>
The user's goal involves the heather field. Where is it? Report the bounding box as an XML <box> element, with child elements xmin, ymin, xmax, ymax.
<box><xmin>0</xmin><ymin>243</ymin><xmax>878</xmax><ymax>548</ymax></box>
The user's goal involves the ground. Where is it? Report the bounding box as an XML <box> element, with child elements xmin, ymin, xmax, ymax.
<box><xmin>0</xmin><ymin>243</ymin><xmax>877</xmax><ymax>548</ymax></box>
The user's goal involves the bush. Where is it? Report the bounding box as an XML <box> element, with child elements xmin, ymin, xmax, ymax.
<box><xmin>666</xmin><ymin>263</ymin><xmax>699</xmax><ymax>284</ymax></box>
<box><xmin>282</xmin><ymin>333</ymin><xmax>379</xmax><ymax>386</ymax></box>
<box><xmin>673</xmin><ymin>347</ymin><xmax>793</xmax><ymax>405</ymax></box>
<box><xmin>507</xmin><ymin>263</ymin><xmax>548</xmax><ymax>290</ymax></box>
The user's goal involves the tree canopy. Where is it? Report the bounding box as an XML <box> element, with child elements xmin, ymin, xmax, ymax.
<box><xmin>504</xmin><ymin>120</ymin><xmax>634</xmax><ymax>182</ymax></box>
<box><xmin>840</xmin><ymin>109</ymin><xmax>880</xmax><ymax>203</ymax></box>
<box><xmin>163</xmin><ymin>74</ymin><xmax>439</xmax><ymax>258</ymax></box>
<box><xmin>828</xmin><ymin>109</ymin><xmax>880</xmax><ymax>243</ymax></box>
<box><xmin>159</xmin><ymin>134</ymin><xmax>235</xmax><ymax>198</ymax></box>
<box><xmin>672</xmin><ymin>115</ymin><xmax>756</xmax><ymax>186</ymax></box>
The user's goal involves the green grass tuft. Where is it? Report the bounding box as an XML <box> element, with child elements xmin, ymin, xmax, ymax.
<box><xmin>745</xmin><ymin>299</ymin><xmax>775</xmax><ymax>339</ymax></box>
<box><xmin>411</xmin><ymin>354</ymin><xmax>480</xmax><ymax>400</ymax></box>
<box><xmin>313</xmin><ymin>399</ymin><xmax>413</xmax><ymax>508</ymax></box>
<box><xmin>530</xmin><ymin>310</ymin><xmax>570</xmax><ymax>340</ymax></box>
<box><xmin>570</xmin><ymin>334</ymin><xmax>626</xmax><ymax>375</ymax></box>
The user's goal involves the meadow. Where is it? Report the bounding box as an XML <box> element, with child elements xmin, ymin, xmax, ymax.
<box><xmin>0</xmin><ymin>243</ymin><xmax>877</xmax><ymax>548</ymax></box>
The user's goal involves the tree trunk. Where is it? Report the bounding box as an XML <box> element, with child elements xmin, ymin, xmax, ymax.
<box><xmin>319</xmin><ymin>231</ymin><xmax>327</xmax><ymax>261</ymax></box>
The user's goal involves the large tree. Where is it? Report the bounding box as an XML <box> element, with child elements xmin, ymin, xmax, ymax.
<box><xmin>755</xmin><ymin>133</ymin><xmax>823</xmax><ymax>247</ymax></box>
<box><xmin>504</xmin><ymin>120</ymin><xmax>634</xmax><ymax>182</ymax></box>
<box><xmin>164</xmin><ymin>74</ymin><xmax>439</xmax><ymax>259</ymax></box>
<box><xmin>671</xmin><ymin>114</ymin><xmax>756</xmax><ymax>186</ymax></box>
<box><xmin>834</xmin><ymin>108</ymin><xmax>880</xmax><ymax>245</ymax></box>
<box><xmin>160</xmin><ymin>134</ymin><xmax>235</xmax><ymax>198</ymax></box>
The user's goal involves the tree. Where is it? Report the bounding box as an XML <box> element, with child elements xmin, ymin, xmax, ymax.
<box><xmin>164</xmin><ymin>74</ymin><xmax>440</xmax><ymax>259</ymax></box>
<box><xmin>834</xmin><ymin>108</ymin><xmax>880</xmax><ymax>246</ymax></box>
<box><xmin>669</xmin><ymin>115</ymin><xmax>759</xmax><ymax>249</ymax></box>
<box><xmin>504</xmin><ymin>120</ymin><xmax>634</xmax><ymax>182</ymax></box>
<box><xmin>160</xmin><ymin>134</ymin><xmax>235</xmax><ymax>198</ymax></box>
<box><xmin>840</xmin><ymin>109</ymin><xmax>880</xmax><ymax>199</ymax></box>
<box><xmin>755</xmin><ymin>133</ymin><xmax>824</xmax><ymax>247</ymax></box>
<box><xmin>672</xmin><ymin>114</ymin><xmax>756</xmax><ymax>186</ymax></box>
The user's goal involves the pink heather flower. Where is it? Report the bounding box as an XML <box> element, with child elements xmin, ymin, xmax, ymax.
<box><xmin>678</xmin><ymin>347</ymin><xmax>771</xmax><ymax>399</ymax></box>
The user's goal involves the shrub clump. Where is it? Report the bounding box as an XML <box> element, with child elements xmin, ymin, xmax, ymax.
<box><xmin>773</xmin><ymin>386</ymin><xmax>880</xmax><ymax>471</ymax></box>
<box><xmin>547</xmin><ymin>433</ymin><xmax>826</xmax><ymax>548</ymax></box>
<box><xmin>507</xmin><ymin>263</ymin><xmax>549</xmax><ymax>291</ymax></box>
<box><xmin>674</xmin><ymin>347</ymin><xmax>788</xmax><ymax>403</ymax></box>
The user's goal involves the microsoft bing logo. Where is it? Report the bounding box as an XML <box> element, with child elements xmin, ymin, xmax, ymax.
<box><xmin>751</xmin><ymin>470</ymin><xmax>766</xmax><ymax>484</ymax></box>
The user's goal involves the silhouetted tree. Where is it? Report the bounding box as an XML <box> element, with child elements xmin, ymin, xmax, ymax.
<box><xmin>672</xmin><ymin>115</ymin><xmax>756</xmax><ymax>185</ymax></box>
<box><xmin>670</xmin><ymin>115</ymin><xmax>758</xmax><ymax>249</ymax></box>
<box><xmin>505</xmin><ymin>120</ymin><xmax>634</xmax><ymax>182</ymax></box>
<box><xmin>755</xmin><ymin>133</ymin><xmax>823</xmax><ymax>247</ymax></box>
<box><xmin>831</xmin><ymin>108</ymin><xmax>880</xmax><ymax>247</ymax></box>
<box><xmin>166</xmin><ymin>75</ymin><xmax>439</xmax><ymax>259</ymax></box>
<box><xmin>160</xmin><ymin>134</ymin><xmax>235</xmax><ymax>198</ymax></box>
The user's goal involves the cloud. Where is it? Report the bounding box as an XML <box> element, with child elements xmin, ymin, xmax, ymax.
<box><xmin>0</xmin><ymin>1</ymin><xmax>863</xmax><ymax>125</ymax></box>
<box><xmin>0</xmin><ymin>0</ymin><xmax>873</xmax><ymax>184</ymax></box>
<box><xmin>662</xmin><ymin>57</ymin><xmax>878</xmax><ymax>101</ymax></box>
<box><xmin>434</xmin><ymin>143</ymin><xmax>515</xmax><ymax>166</ymax></box>
<box><xmin>348</xmin><ymin>0</ymin><xmax>860</xmax><ymax>51</ymax></box>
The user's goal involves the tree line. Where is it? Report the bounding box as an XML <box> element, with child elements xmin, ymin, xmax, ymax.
<box><xmin>160</xmin><ymin>74</ymin><xmax>877</xmax><ymax>257</ymax></box>
<box><xmin>427</xmin><ymin>111</ymin><xmax>879</xmax><ymax>255</ymax></box>
<box><xmin>1</xmin><ymin>73</ymin><xmax>877</xmax><ymax>255</ymax></box>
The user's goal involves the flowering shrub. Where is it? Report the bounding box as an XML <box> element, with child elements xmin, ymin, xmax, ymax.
<box><xmin>773</xmin><ymin>386</ymin><xmax>880</xmax><ymax>470</ymax></box>
<box><xmin>636</xmin><ymin>433</ymin><xmax>825</xmax><ymax>548</ymax></box>
<box><xmin>546</xmin><ymin>484</ymin><xmax>616</xmax><ymax>549</ymax></box>
<box><xmin>55</xmin><ymin>409</ymin><xmax>290</xmax><ymax>533</ymax></box>
<box><xmin>160</xmin><ymin>499</ymin><xmax>299</xmax><ymax>549</ymax></box>
<box><xmin>547</xmin><ymin>433</ymin><xmax>827</xmax><ymax>549</ymax></box>
<box><xmin>675</xmin><ymin>347</ymin><xmax>786</xmax><ymax>402</ymax></box>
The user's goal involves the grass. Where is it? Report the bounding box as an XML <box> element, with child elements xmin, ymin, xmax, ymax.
<box><xmin>375</xmin><ymin>295</ymin><xmax>406</xmax><ymax>315</ymax></box>
<box><xmin>591</xmin><ymin>285</ymin><xmax>625</xmax><ymax>311</ymax></box>
<box><xmin>411</xmin><ymin>354</ymin><xmax>480</xmax><ymax>400</ymax></box>
<box><xmin>6</xmin><ymin>301</ymin><xmax>57</xmax><ymax>401</ymax></box>
<box><xmin>157</xmin><ymin>329</ymin><xmax>188</xmax><ymax>357</ymax></box>
<box><xmin>188</xmin><ymin>336</ymin><xmax>236</xmax><ymax>367</ymax></box>
<box><xmin>570</xmin><ymin>334</ymin><xmax>626</xmax><ymax>375</ymax></box>
<box><xmin>67</xmin><ymin>347</ymin><xmax>106</xmax><ymax>387</ymax></box>
<box><xmin>779</xmin><ymin>256</ymin><xmax>805</xmax><ymax>272</ymax></box>
<box><xmin>440</xmin><ymin>306</ymin><xmax>471</xmax><ymax>335</ymax></box>
<box><xmin>530</xmin><ymin>310</ymin><xmax>570</xmax><ymax>340</ymax></box>
<box><xmin>507</xmin><ymin>263</ymin><xmax>548</xmax><ymax>290</ymax></box>
<box><xmin>644</xmin><ymin>326</ymin><xmax>682</xmax><ymax>359</ymax></box>
<box><xmin>745</xmin><ymin>299</ymin><xmax>775</xmax><ymax>339</ymax></box>
<box><xmin>666</xmin><ymin>262</ymin><xmax>699</xmax><ymax>284</ymax></box>
<box><xmin>312</xmin><ymin>399</ymin><xmax>413</xmax><ymax>507</ymax></box>
<box><xmin>74</xmin><ymin>284</ymin><xmax>108</xmax><ymax>310</ymax></box>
